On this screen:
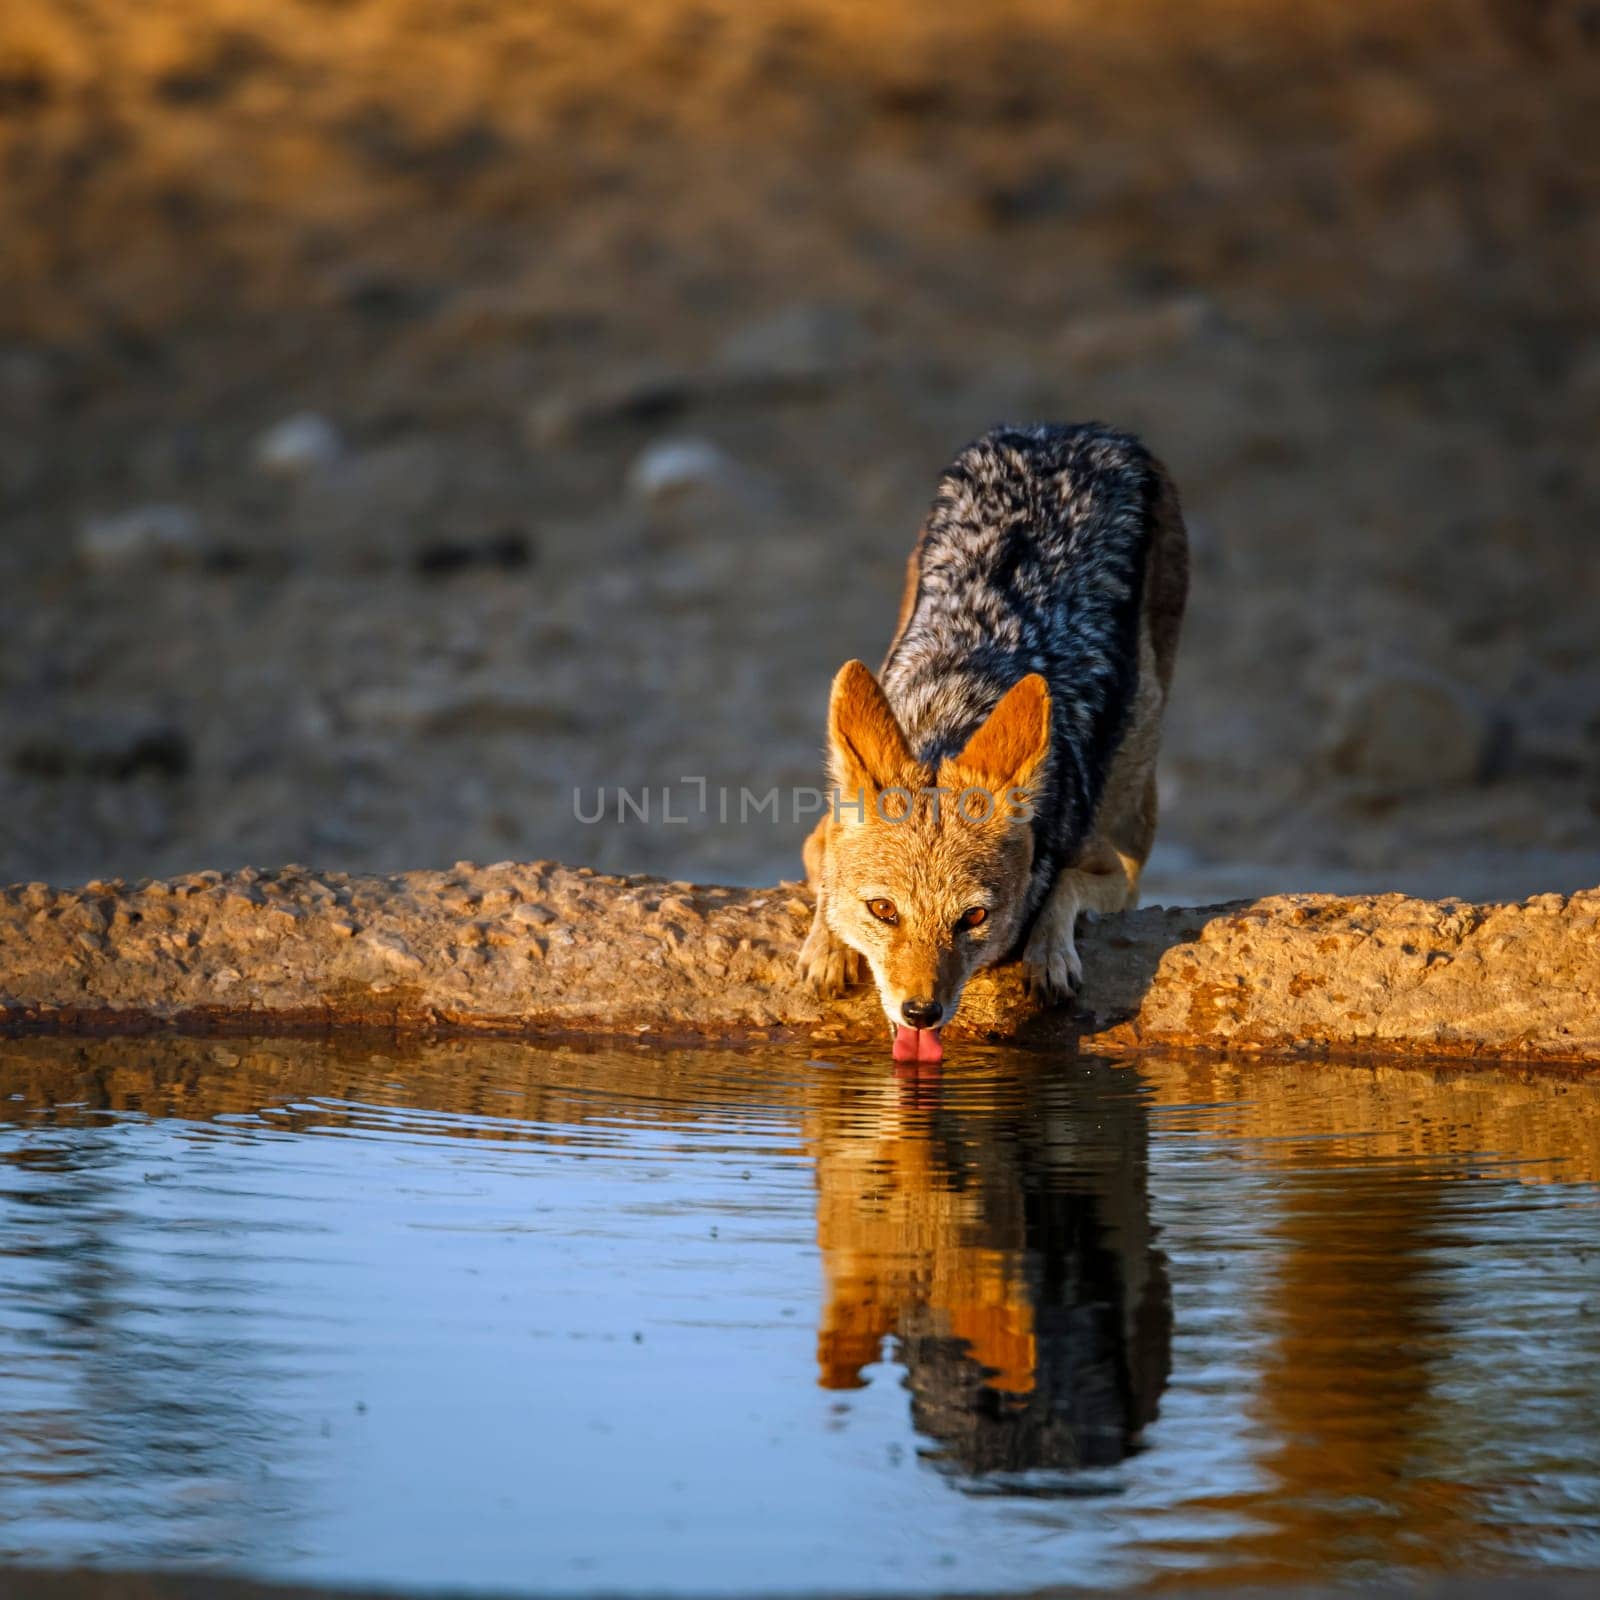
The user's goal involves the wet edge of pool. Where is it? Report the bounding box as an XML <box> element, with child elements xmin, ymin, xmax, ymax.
<box><xmin>5</xmin><ymin>1565</ymin><xmax>1600</xmax><ymax>1600</ymax></box>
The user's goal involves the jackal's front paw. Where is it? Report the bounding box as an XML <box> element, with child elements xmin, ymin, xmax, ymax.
<box><xmin>798</xmin><ymin>915</ymin><xmax>863</xmax><ymax>997</ymax></box>
<box><xmin>1021</xmin><ymin>911</ymin><xmax>1084</xmax><ymax>1005</ymax></box>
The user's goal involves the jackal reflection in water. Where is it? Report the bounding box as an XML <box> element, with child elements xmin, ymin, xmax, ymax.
<box><xmin>808</xmin><ymin>1059</ymin><xmax>1170</xmax><ymax>1479</ymax></box>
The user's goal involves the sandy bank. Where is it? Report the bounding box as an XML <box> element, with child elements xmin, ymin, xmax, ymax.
<box><xmin>1</xmin><ymin>861</ymin><xmax>1595</xmax><ymax>1062</ymax></box>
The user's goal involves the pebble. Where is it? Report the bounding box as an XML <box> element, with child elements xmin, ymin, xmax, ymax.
<box><xmin>252</xmin><ymin>411</ymin><xmax>344</xmax><ymax>477</ymax></box>
<box><xmin>624</xmin><ymin>438</ymin><xmax>740</xmax><ymax>508</ymax></box>
<box><xmin>624</xmin><ymin>441</ymin><xmax>761</xmax><ymax>521</ymax></box>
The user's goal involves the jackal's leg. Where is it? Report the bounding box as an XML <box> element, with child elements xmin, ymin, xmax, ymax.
<box><xmin>1021</xmin><ymin>835</ymin><xmax>1140</xmax><ymax>1002</ymax></box>
<box><xmin>799</xmin><ymin>816</ymin><xmax>864</xmax><ymax>996</ymax></box>
<box><xmin>800</xmin><ymin>891</ymin><xmax>862</xmax><ymax>996</ymax></box>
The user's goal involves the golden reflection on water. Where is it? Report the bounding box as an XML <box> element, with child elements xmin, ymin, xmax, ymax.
<box><xmin>1136</xmin><ymin>1054</ymin><xmax>1600</xmax><ymax>1185</ymax></box>
<box><xmin>1162</xmin><ymin>1168</ymin><xmax>1480</xmax><ymax>1587</ymax></box>
<box><xmin>2</xmin><ymin>1034</ymin><xmax>1597</xmax><ymax>1582</ymax></box>
<box><xmin>6</xmin><ymin>1035</ymin><xmax>1595</xmax><ymax>1180</ymax></box>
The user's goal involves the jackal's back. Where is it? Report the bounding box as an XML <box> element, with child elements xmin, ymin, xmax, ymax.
<box><xmin>881</xmin><ymin>422</ymin><xmax>1178</xmax><ymax>873</ymax></box>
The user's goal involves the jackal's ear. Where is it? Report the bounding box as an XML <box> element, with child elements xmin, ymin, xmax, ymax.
<box><xmin>949</xmin><ymin>673</ymin><xmax>1052</xmax><ymax>802</ymax></box>
<box><xmin>827</xmin><ymin>660</ymin><xmax>912</xmax><ymax>798</ymax></box>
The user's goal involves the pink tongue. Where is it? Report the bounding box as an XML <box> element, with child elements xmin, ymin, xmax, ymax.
<box><xmin>892</xmin><ymin>1026</ymin><xmax>944</xmax><ymax>1064</ymax></box>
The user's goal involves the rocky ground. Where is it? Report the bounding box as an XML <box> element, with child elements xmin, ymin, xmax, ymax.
<box><xmin>1</xmin><ymin>0</ymin><xmax>1597</xmax><ymax>903</ymax></box>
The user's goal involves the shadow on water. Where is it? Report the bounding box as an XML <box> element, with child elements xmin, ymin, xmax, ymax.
<box><xmin>0</xmin><ymin>1035</ymin><xmax>1598</xmax><ymax>1593</ymax></box>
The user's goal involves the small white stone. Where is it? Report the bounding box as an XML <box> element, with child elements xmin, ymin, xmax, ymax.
<box><xmin>253</xmin><ymin>411</ymin><xmax>343</xmax><ymax>478</ymax></box>
<box><xmin>625</xmin><ymin>438</ymin><xmax>737</xmax><ymax>507</ymax></box>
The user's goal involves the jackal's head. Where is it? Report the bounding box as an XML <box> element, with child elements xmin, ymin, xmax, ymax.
<box><xmin>820</xmin><ymin>660</ymin><xmax>1050</xmax><ymax>1062</ymax></box>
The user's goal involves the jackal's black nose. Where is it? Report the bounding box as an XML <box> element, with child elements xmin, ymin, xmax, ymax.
<box><xmin>901</xmin><ymin>998</ymin><xmax>943</xmax><ymax>1028</ymax></box>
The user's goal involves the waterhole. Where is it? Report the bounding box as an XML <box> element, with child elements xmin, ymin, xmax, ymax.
<box><xmin>1</xmin><ymin>1038</ymin><xmax>1597</xmax><ymax>1594</ymax></box>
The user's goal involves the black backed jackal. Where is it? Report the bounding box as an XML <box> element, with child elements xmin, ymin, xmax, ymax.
<box><xmin>800</xmin><ymin>424</ymin><xmax>1188</xmax><ymax>1061</ymax></box>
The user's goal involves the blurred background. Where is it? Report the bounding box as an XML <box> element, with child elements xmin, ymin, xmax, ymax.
<box><xmin>0</xmin><ymin>0</ymin><xmax>1596</xmax><ymax>902</ymax></box>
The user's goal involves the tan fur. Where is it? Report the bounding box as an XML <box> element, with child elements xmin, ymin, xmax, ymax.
<box><xmin>800</xmin><ymin>674</ymin><xmax>1043</xmax><ymax>1027</ymax></box>
<box><xmin>826</xmin><ymin>659</ymin><xmax>916</xmax><ymax>796</ymax></box>
<box><xmin>798</xmin><ymin>812</ymin><xmax>865</xmax><ymax>993</ymax></box>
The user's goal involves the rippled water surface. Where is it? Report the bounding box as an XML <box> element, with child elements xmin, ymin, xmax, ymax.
<box><xmin>2</xmin><ymin>1037</ymin><xmax>1598</xmax><ymax>1595</ymax></box>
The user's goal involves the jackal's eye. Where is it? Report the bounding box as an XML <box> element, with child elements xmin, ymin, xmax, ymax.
<box><xmin>865</xmin><ymin>897</ymin><xmax>898</xmax><ymax>924</ymax></box>
<box><xmin>958</xmin><ymin>906</ymin><xmax>988</xmax><ymax>930</ymax></box>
